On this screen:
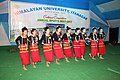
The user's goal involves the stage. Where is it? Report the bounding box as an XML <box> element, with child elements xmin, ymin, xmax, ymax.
<box><xmin>0</xmin><ymin>45</ymin><xmax>120</xmax><ymax>80</ymax></box>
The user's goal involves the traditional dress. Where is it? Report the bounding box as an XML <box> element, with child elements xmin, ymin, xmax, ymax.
<box><xmin>29</xmin><ymin>35</ymin><xmax>41</xmax><ymax>63</ymax></box>
<box><xmin>89</xmin><ymin>33</ymin><xmax>98</xmax><ymax>57</ymax></box>
<box><xmin>52</xmin><ymin>32</ymin><xmax>64</xmax><ymax>59</ymax></box>
<box><xmin>72</xmin><ymin>33</ymin><xmax>81</xmax><ymax>58</ymax></box>
<box><xmin>15</xmin><ymin>36</ymin><xmax>30</xmax><ymax>65</ymax></box>
<box><xmin>98</xmin><ymin>32</ymin><xmax>106</xmax><ymax>55</ymax></box>
<box><xmin>79</xmin><ymin>33</ymin><xmax>87</xmax><ymax>57</ymax></box>
<box><xmin>41</xmin><ymin>34</ymin><xmax>54</xmax><ymax>62</ymax></box>
<box><xmin>62</xmin><ymin>33</ymin><xmax>72</xmax><ymax>58</ymax></box>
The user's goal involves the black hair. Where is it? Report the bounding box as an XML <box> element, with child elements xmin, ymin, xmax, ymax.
<box><xmin>44</xmin><ymin>27</ymin><xmax>49</xmax><ymax>31</ymax></box>
<box><xmin>98</xmin><ymin>27</ymin><xmax>102</xmax><ymax>32</ymax></box>
<box><xmin>75</xmin><ymin>28</ymin><xmax>80</xmax><ymax>32</ymax></box>
<box><xmin>92</xmin><ymin>27</ymin><xmax>96</xmax><ymax>31</ymax></box>
<box><xmin>56</xmin><ymin>26</ymin><xmax>61</xmax><ymax>31</ymax></box>
<box><xmin>22</xmin><ymin>27</ymin><xmax>28</xmax><ymax>32</ymax></box>
<box><xmin>66</xmin><ymin>26</ymin><xmax>71</xmax><ymax>32</ymax></box>
<box><xmin>81</xmin><ymin>27</ymin><xmax>85</xmax><ymax>32</ymax></box>
<box><xmin>31</xmin><ymin>28</ymin><xmax>36</xmax><ymax>34</ymax></box>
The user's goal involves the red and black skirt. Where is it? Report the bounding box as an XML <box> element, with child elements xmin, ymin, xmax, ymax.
<box><xmin>19</xmin><ymin>44</ymin><xmax>30</xmax><ymax>65</ymax></box>
<box><xmin>30</xmin><ymin>44</ymin><xmax>41</xmax><ymax>62</ymax></box>
<box><xmin>73</xmin><ymin>41</ymin><xmax>81</xmax><ymax>58</ymax></box>
<box><xmin>63</xmin><ymin>40</ymin><xmax>72</xmax><ymax>58</ymax></box>
<box><xmin>98</xmin><ymin>39</ymin><xmax>106</xmax><ymax>55</ymax></box>
<box><xmin>90</xmin><ymin>40</ymin><xmax>98</xmax><ymax>57</ymax></box>
<box><xmin>79</xmin><ymin>39</ymin><xmax>86</xmax><ymax>56</ymax></box>
<box><xmin>53</xmin><ymin>41</ymin><xmax>64</xmax><ymax>59</ymax></box>
<box><xmin>43</xmin><ymin>44</ymin><xmax>54</xmax><ymax>62</ymax></box>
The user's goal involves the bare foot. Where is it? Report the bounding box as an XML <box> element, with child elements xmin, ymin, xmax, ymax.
<box><xmin>23</xmin><ymin>67</ymin><xmax>27</xmax><ymax>70</ymax></box>
<box><xmin>56</xmin><ymin>61</ymin><xmax>60</xmax><ymax>65</ymax></box>
<box><xmin>75</xmin><ymin>59</ymin><xmax>79</xmax><ymax>62</ymax></box>
<box><xmin>100</xmin><ymin>57</ymin><xmax>104</xmax><ymax>60</ymax></box>
<box><xmin>89</xmin><ymin>53</ymin><xmax>91</xmax><ymax>57</ymax></box>
<box><xmin>48</xmin><ymin>62</ymin><xmax>50</xmax><ymax>64</ymax></box>
<box><xmin>65</xmin><ymin>58</ymin><xmax>70</xmax><ymax>62</ymax></box>
<box><xmin>32</xmin><ymin>65</ymin><xmax>36</xmax><ymax>68</ymax></box>
<box><xmin>92</xmin><ymin>57</ymin><xmax>96</xmax><ymax>60</ymax></box>
<box><xmin>81</xmin><ymin>58</ymin><xmax>85</xmax><ymax>61</ymax></box>
<box><xmin>97</xmin><ymin>53</ymin><xmax>99</xmax><ymax>57</ymax></box>
<box><xmin>46</xmin><ymin>64</ymin><xmax>49</xmax><ymax>67</ymax></box>
<box><xmin>66</xmin><ymin>59</ymin><xmax>70</xmax><ymax>62</ymax></box>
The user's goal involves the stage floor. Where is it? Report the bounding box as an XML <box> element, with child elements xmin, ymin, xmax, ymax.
<box><xmin>0</xmin><ymin>45</ymin><xmax>120</xmax><ymax>80</ymax></box>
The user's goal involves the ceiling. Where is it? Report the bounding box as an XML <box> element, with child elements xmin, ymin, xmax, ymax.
<box><xmin>92</xmin><ymin>0</ymin><xmax>120</xmax><ymax>27</ymax></box>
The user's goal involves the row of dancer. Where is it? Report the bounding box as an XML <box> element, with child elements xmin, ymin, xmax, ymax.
<box><xmin>15</xmin><ymin>26</ymin><xmax>106</xmax><ymax>70</ymax></box>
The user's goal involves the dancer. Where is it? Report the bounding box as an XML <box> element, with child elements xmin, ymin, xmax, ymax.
<box><xmin>52</xmin><ymin>26</ymin><xmax>64</xmax><ymax>64</ymax></box>
<box><xmin>29</xmin><ymin>29</ymin><xmax>41</xmax><ymax>68</ymax></box>
<box><xmin>89</xmin><ymin>27</ymin><xmax>98</xmax><ymax>60</ymax></box>
<box><xmin>15</xmin><ymin>27</ymin><xmax>30</xmax><ymax>70</ymax></box>
<box><xmin>41</xmin><ymin>27</ymin><xmax>54</xmax><ymax>67</ymax></box>
<box><xmin>72</xmin><ymin>28</ymin><xmax>81</xmax><ymax>62</ymax></box>
<box><xmin>62</xmin><ymin>26</ymin><xmax>73</xmax><ymax>62</ymax></box>
<box><xmin>79</xmin><ymin>27</ymin><xmax>88</xmax><ymax>61</ymax></box>
<box><xmin>98</xmin><ymin>27</ymin><xmax>106</xmax><ymax>59</ymax></box>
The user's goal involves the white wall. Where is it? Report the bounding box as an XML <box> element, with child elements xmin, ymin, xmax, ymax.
<box><xmin>0</xmin><ymin>23</ymin><xmax>10</xmax><ymax>46</ymax></box>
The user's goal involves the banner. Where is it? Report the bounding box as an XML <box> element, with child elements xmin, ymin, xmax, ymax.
<box><xmin>10</xmin><ymin>1</ymin><xmax>90</xmax><ymax>42</ymax></box>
